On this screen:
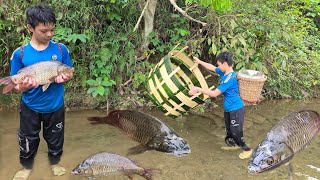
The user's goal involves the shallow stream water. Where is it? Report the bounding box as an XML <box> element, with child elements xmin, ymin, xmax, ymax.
<box><xmin>1</xmin><ymin>99</ymin><xmax>319</xmax><ymax>180</ymax></box>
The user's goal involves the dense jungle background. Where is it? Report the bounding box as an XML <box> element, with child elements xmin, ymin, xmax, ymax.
<box><xmin>0</xmin><ymin>0</ymin><xmax>319</xmax><ymax>110</ymax></box>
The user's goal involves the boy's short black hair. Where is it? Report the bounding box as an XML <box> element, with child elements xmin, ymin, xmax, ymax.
<box><xmin>26</xmin><ymin>4</ymin><xmax>56</xmax><ymax>28</ymax></box>
<box><xmin>216</xmin><ymin>52</ymin><xmax>233</xmax><ymax>66</ymax></box>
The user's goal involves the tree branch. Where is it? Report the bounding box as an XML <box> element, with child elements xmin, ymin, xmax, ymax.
<box><xmin>133</xmin><ymin>0</ymin><xmax>151</xmax><ymax>32</ymax></box>
<box><xmin>168</xmin><ymin>0</ymin><xmax>207</xmax><ymax>26</ymax></box>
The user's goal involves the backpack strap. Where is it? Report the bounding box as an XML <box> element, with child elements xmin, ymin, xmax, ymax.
<box><xmin>57</xmin><ymin>43</ymin><xmax>63</xmax><ymax>56</ymax></box>
<box><xmin>19</xmin><ymin>43</ymin><xmax>64</xmax><ymax>65</ymax></box>
<box><xmin>19</xmin><ymin>46</ymin><xmax>24</xmax><ymax>67</ymax></box>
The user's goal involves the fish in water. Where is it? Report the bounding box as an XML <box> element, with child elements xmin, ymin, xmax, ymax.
<box><xmin>72</xmin><ymin>152</ymin><xmax>159</xmax><ymax>180</ymax></box>
<box><xmin>248</xmin><ymin>110</ymin><xmax>320</xmax><ymax>179</ymax></box>
<box><xmin>88</xmin><ymin>110</ymin><xmax>191</xmax><ymax>157</ymax></box>
<box><xmin>0</xmin><ymin>60</ymin><xmax>74</xmax><ymax>94</ymax></box>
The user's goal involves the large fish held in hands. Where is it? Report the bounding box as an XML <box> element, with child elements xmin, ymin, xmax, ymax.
<box><xmin>248</xmin><ymin>110</ymin><xmax>320</xmax><ymax>179</ymax></box>
<box><xmin>0</xmin><ymin>60</ymin><xmax>74</xmax><ymax>94</ymax></box>
<box><xmin>88</xmin><ymin>110</ymin><xmax>191</xmax><ymax>157</ymax></box>
<box><xmin>72</xmin><ymin>152</ymin><xmax>159</xmax><ymax>179</ymax></box>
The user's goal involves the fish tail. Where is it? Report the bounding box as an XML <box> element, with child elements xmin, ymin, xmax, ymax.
<box><xmin>0</xmin><ymin>77</ymin><xmax>15</xmax><ymax>94</ymax></box>
<box><xmin>87</xmin><ymin>116</ymin><xmax>106</xmax><ymax>125</ymax></box>
<box><xmin>88</xmin><ymin>110</ymin><xmax>122</xmax><ymax>125</ymax></box>
<box><xmin>140</xmin><ymin>168</ymin><xmax>162</xmax><ymax>180</ymax></box>
<box><xmin>3</xmin><ymin>83</ymin><xmax>16</xmax><ymax>94</ymax></box>
<box><xmin>0</xmin><ymin>76</ymin><xmax>13</xmax><ymax>85</ymax></box>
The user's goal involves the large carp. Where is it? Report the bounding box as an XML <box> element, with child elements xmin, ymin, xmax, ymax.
<box><xmin>88</xmin><ymin>110</ymin><xmax>191</xmax><ymax>157</ymax></box>
<box><xmin>0</xmin><ymin>60</ymin><xmax>74</xmax><ymax>94</ymax></box>
<box><xmin>72</xmin><ymin>152</ymin><xmax>159</xmax><ymax>179</ymax></box>
<box><xmin>248</xmin><ymin>110</ymin><xmax>320</xmax><ymax>179</ymax></box>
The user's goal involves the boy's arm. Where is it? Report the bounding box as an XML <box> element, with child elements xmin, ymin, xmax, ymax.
<box><xmin>193</xmin><ymin>57</ymin><xmax>217</xmax><ymax>72</ymax></box>
<box><xmin>10</xmin><ymin>48</ymin><xmax>39</xmax><ymax>92</ymax></box>
<box><xmin>55</xmin><ymin>43</ymin><xmax>73</xmax><ymax>83</ymax></box>
<box><xmin>189</xmin><ymin>86</ymin><xmax>222</xmax><ymax>98</ymax></box>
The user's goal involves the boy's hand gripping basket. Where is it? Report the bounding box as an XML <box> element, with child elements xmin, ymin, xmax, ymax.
<box><xmin>146</xmin><ymin>47</ymin><xmax>215</xmax><ymax>117</ymax></box>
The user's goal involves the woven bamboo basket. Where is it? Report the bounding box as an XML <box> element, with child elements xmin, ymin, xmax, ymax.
<box><xmin>146</xmin><ymin>47</ymin><xmax>215</xmax><ymax>117</ymax></box>
<box><xmin>237</xmin><ymin>70</ymin><xmax>267</xmax><ymax>104</ymax></box>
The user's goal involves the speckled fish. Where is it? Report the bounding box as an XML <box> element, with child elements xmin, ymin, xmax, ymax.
<box><xmin>72</xmin><ymin>152</ymin><xmax>159</xmax><ymax>180</ymax></box>
<box><xmin>248</xmin><ymin>110</ymin><xmax>320</xmax><ymax>178</ymax></box>
<box><xmin>88</xmin><ymin>110</ymin><xmax>191</xmax><ymax>157</ymax></box>
<box><xmin>0</xmin><ymin>60</ymin><xmax>74</xmax><ymax>94</ymax></box>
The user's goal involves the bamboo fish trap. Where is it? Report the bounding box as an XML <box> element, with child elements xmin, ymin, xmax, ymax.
<box><xmin>146</xmin><ymin>47</ymin><xmax>215</xmax><ymax>117</ymax></box>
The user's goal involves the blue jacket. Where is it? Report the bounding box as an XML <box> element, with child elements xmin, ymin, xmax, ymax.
<box><xmin>10</xmin><ymin>41</ymin><xmax>73</xmax><ymax>113</ymax></box>
<box><xmin>216</xmin><ymin>68</ymin><xmax>244</xmax><ymax>112</ymax></box>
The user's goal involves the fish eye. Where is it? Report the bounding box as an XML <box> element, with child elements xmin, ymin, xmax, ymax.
<box><xmin>266</xmin><ymin>157</ymin><xmax>274</xmax><ymax>165</ymax></box>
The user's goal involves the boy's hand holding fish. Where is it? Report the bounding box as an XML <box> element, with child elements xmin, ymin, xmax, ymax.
<box><xmin>0</xmin><ymin>60</ymin><xmax>74</xmax><ymax>94</ymax></box>
<box><xmin>55</xmin><ymin>72</ymin><xmax>73</xmax><ymax>83</ymax></box>
<box><xmin>14</xmin><ymin>69</ymin><xmax>73</xmax><ymax>93</ymax></box>
<box><xmin>16</xmin><ymin>77</ymin><xmax>39</xmax><ymax>93</ymax></box>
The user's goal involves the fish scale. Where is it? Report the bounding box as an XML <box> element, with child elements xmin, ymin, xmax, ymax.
<box><xmin>0</xmin><ymin>60</ymin><xmax>74</xmax><ymax>94</ymax></box>
<box><xmin>271</xmin><ymin>111</ymin><xmax>320</xmax><ymax>152</ymax></box>
<box><xmin>89</xmin><ymin>154</ymin><xmax>142</xmax><ymax>176</ymax></box>
<box><xmin>118</xmin><ymin>111</ymin><xmax>167</xmax><ymax>144</ymax></box>
<box><xmin>87</xmin><ymin>110</ymin><xmax>191</xmax><ymax>156</ymax></box>
<box><xmin>71</xmin><ymin>152</ymin><xmax>156</xmax><ymax>179</ymax></box>
<box><xmin>248</xmin><ymin>110</ymin><xmax>320</xmax><ymax>178</ymax></box>
<box><xmin>17</xmin><ymin>61</ymin><xmax>57</xmax><ymax>83</ymax></box>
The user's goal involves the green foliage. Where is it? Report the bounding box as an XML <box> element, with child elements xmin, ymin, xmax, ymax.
<box><xmin>52</xmin><ymin>27</ymin><xmax>89</xmax><ymax>43</ymax></box>
<box><xmin>228</xmin><ymin>0</ymin><xmax>320</xmax><ymax>98</ymax></box>
<box><xmin>186</xmin><ymin>0</ymin><xmax>231</xmax><ymax>13</ymax></box>
<box><xmin>133</xmin><ymin>73</ymin><xmax>147</xmax><ymax>89</ymax></box>
<box><xmin>147</xmin><ymin>13</ymin><xmax>190</xmax><ymax>54</ymax></box>
<box><xmin>0</xmin><ymin>1</ymin><xmax>29</xmax><ymax>74</ymax></box>
<box><xmin>86</xmin><ymin>77</ymin><xmax>116</xmax><ymax>97</ymax></box>
<box><xmin>183</xmin><ymin>0</ymin><xmax>319</xmax><ymax>98</ymax></box>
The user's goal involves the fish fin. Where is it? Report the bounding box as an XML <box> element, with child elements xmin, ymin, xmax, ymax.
<box><xmin>2</xmin><ymin>83</ymin><xmax>16</xmax><ymax>94</ymax></box>
<box><xmin>139</xmin><ymin>168</ymin><xmax>162</xmax><ymax>180</ymax></box>
<box><xmin>127</xmin><ymin>145</ymin><xmax>149</xmax><ymax>156</ymax></box>
<box><xmin>87</xmin><ymin>116</ymin><xmax>106</xmax><ymax>125</ymax></box>
<box><xmin>88</xmin><ymin>110</ymin><xmax>122</xmax><ymax>126</ymax></box>
<box><xmin>42</xmin><ymin>83</ymin><xmax>51</xmax><ymax>91</ymax></box>
<box><xmin>127</xmin><ymin>174</ymin><xmax>134</xmax><ymax>179</ymax></box>
<box><xmin>49</xmin><ymin>77</ymin><xmax>56</xmax><ymax>82</ymax></box>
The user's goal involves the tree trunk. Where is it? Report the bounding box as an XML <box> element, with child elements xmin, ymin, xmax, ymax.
<box><xmin>141</xmin><ymin>0</ymin><xmax>157</xmax><ymax>51</ymax></box>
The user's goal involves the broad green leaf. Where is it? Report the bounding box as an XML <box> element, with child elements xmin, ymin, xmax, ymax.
<box><xmin>179</xmin><ymin>29</ymin><xmax>190</xmax><ymax>36</ymax></box>
<box><xmin>86</xmin><ymin>79</ymin><xmax>96</xmax><ymax>85</ymax></box>
<box><xmin>97</xmin><ymin>85</ymin><xmax>105</xmax><ymax>96</ymax></box>
<box><xmin>230</xmin><ymin>19</ymin><xmax>238</xmax><ymax>30</ymax></box>
<box><xmin>87</xmin><ymin>87</ymin><xmax>96</xmax><ymax>94</ymax></box>
<box><xmin>238</xmin><ymin>36</ymin><xmax>246</xmax><ymax>47</ymax></box>
<box><xmin>235</xmin><ymin>62</ymin><xmax>244</xmax><ymax>70</ymax></box>
<box><xmin>231</xmin><ymin>38</ymin><xmax>237</xmax><ymax>48</ymax></box>
<box><xmin>211</xmin><ymin>43</ymin><xmax>217</xmax><ymax>54</ymax></box>
<box><xmin>222</xmin><ymin>36</ymin><xmax>227</xmax><ymax>43</ymax></box>
<box><xmin>207</xmin><ymin>38</ymin><xmax>212</xmax><ymax>45</ymax></box>
<box><xmin>101</xmin><ymin>80</ymin><xmax>115</xmax><ymax>87</ymax></box>
<box><xmin>92</xmin><ymin>91</ymin><xmax>98</xmax><ymax>98</ymax></box>
<box><xmin>282</xmin><ymin>60</ymin><xmax>287</xmax><ymax>69</ymax></box>
<box><xmin>96</xmin><ymin>77</ymin><xmax>103</xmax><ymax>84</ymax></box>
